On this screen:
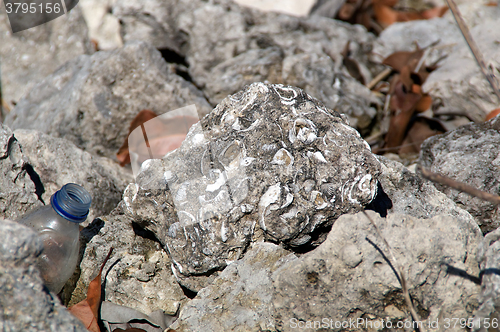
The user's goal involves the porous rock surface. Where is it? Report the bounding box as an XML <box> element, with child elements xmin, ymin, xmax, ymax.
<box><xmin>0</xmin><ymin>6</ymin><xmax>93</xmax><ymax>110</ymax></box>
<box><xmin>124</xmin><ymin>82</ymin><xmax>381</xmax><ymax>286</ymax></box>
<box><xmin>169</xmin><ymin>211</ymin><xmax>482</xmax><ymax>332</ymax></box>
<box><xmin>419</xmin><ymin>116</ymin><xmax>500</xmax><ymax>233</ymax></box>
<box><xmin>71</xmin><ymin>202</ymin><xmax>187</xmax><ymax>316</ymax></box>
<box><xmin>0</xmin><ymin>124</ymin><xmax>42</xmax><ymax>220</ymax></box>
<box><xmin>4</xmin><ymin>41</ymin><xmax>212</xmax><ymax>160</ymax></box>
<box><xmin>272</xmin><ymin>211</ymin><xmax>482</xmax><ymax>332</ymax></box>
<box><xmin>0</xmin><ymin>124</ymin><xmax>132</xmax><ymax>225</ymax></box>
<box><xmin>0</xmin><ymin>218</ymin><xmax>87</xmax><ymax>332</ymax></box>
<box><xmin>473</xmin><ymin>227</ymin><xmax>500</xmax><ymax>331</ymax></box>
<box><xmin>112</xmin><ymin>0</ymin><xmax>380</xmax><ymax>130</ymax></box>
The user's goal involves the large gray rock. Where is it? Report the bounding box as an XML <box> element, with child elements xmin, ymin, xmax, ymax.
<box><xmin>0</xmin><ymin>6</ymin><xmax>93</xmax><ymax>110</ymax></box>
<box><xmin>272</xmin><ymin>211</ymin><xmax>482</xmax><ymax>332</ymax></box>
<box><xmin>13</xmin><ymin>129</ymin><xmax>133</xmax><ymax>225</ymax></box>
<box><xmin>418</xmin><ymin>116</ymin><xmax>500</xmax><ymax>233</ymax></box>
<box><xmin>71</xmin><ymin>202</ymin><xmax>187</xmax><ymax>316</ymax></box>
<box><xmin>113</xmin><ymin>0</ymin><xmax>380</xmax><ymax>130</ymax></box>
<box><xmin>0</xmin><ymin>124</ymin><xmax>42</xmax><ymax>221</ymax></box>
<box><xmin>376</xmin><ymin>156</ymin><xmax>480</xmax><ymax>226</ymax></box>
<box><xmin>5</xmin><ymin>41</ymin><xmax>212</xmax><ymax>160</ymax></box>
<box><xmin>169</xmin><ymin>242</ymin><xmax>296</xmax><ymax>332</ymax></box>
<box><xmin>169</xmin><ymin>211</ymin><xmax>482</xmax><ymax>332</ymax></box>
<box><xmin>0</xmin><ymin>218</ymin><xmax>87</xmax><ymax>331</ymax></box>
<box><xmin>124</xmin><ymin>83</ymin><xmax>381</xmax><ymax>289</ymax></box>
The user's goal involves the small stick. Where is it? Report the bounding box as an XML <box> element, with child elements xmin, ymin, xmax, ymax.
<box><xmin>362</xmin><ymin>210</ymin><xmax>426</xmax><ymax>332</ymax></box>
<box><xmin>419</xmin><ymin>166</ymin><xmax>500</xmax><ymax>204</ymax></box>
<box><xmin>446</xmin><ymin>0</ymin><xmax>500</xmax><ymax>102</ymax></box>
<box><xmin>367</xmin><ymin>67</ymin><xmax>392</xmax><ymax>90</ymax></box>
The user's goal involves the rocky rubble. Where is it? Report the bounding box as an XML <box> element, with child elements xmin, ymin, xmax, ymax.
<box><xmin>0</xmin><ymin>218</ymin><xmax>88</xmax><ymax>332</ymax></box>
<box><xmin>112</xmin><ymin>0</ymin><xmax>380</xmax><ymax>131</ymax></box>
<box><xmin>0</xmin><ymin>6</ymin><xmax>93</xmax><ymax>110</ymax></box>
<box><xmin>4</xmin><ymin>41</ymin><xmax>212</xmax><ymax>160</ymax></box>
<box><xmin>2</xmin><ymin>0</ymin><xmax>500</xmax><ymax>331</ymax></box>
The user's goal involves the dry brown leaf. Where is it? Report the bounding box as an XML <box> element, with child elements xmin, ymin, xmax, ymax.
<box><xmin>399</xmin><ymin>117</ymin><xmax>445</xmax><ymax>154</ymax></box>
<box><xmin>69</xmin><ymin>248</ymin><xmax>114</xmax><ymax>332</ymax></box>
<box><xmin>485</xmin><ymin>108</ymin><xmax>500</xmax><ymax>121</ymax></box>
<box><xmin>117</xmin><ymin>110</ymin><xmax>158</xmax><ymax>166</ymax></box>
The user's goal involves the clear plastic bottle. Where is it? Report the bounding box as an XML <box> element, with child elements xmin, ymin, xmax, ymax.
<box><xmin>18</xmin><ymin>183</ymin><xmax>91</xmax><ymax>294</ymax></box>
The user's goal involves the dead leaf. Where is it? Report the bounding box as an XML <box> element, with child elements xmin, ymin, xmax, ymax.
<box><xmin>117</xmin><ymin>110</ymin><xmax>158</xmax><ymax>166</ymax></box>
<box><xmin>69</xmin><ymin>248</ymin><xmax>114</xmax><ymax>332</ymax></box>
<box><xmin>342</xmin><ymin>41</ymin><xmax>365</xmax><ymax>84</ymax></box>
<box><xmin>399</xmin><ymin>117</ymin><xmax>446</xmax><ymax>154</ymax></box>
<box><xmin>485</xmin><ymin>108</ymin><xmax>500</xmax><ymax>121</ymax></box>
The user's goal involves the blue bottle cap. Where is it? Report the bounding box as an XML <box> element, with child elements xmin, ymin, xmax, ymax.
<box><xmin>50</xmin><ymin>183</ymin><xmax>92</xmax><ymax>223</ymax></box>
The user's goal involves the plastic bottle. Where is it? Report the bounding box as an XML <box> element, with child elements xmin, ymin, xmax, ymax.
<box><xmin>18</xmin><ymin>183</ymin><xmax>91</xmax><ymax>294</ymax></box>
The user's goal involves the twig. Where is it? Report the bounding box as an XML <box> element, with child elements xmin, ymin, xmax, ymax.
<box><xmin>446</xmin><ymin>0</ymin><xmax>500</xmax><ymax>103</ymax></box>
<box><xmin>367</xmin><ymin>67</ymin><xmax>392</xmax><ymax>90</ymax></box>
<box><xmin>419</xmin><ymin>166</ymin><xmax>500</xmax><ymax>204</ymax></box>
<box><xmin>362</xmin><ymin>210</ymin><xmax>426</xmax><ymax>332</ymax></box>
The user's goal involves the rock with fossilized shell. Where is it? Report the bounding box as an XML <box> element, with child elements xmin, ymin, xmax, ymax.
<box><xmin>123</xmin><ymin>82</ymin><xmax>381</xmax><ymax>280</ymax></box>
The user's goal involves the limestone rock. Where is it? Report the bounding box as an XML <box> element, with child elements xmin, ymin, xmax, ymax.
<box><xmin>272</xmin><ymin>211</ymin><xmax>482</xmax><ymax>332</ymax></box>
<box><xmin>0</xmin><ymin>124</ymin><xmax>42</xmax><ymax>221</ymax></box>
<box><xmin>0</xmin><ymin>6</ymin><xmax>93</xmax><ymax>110</ymax></box>
<box><xmin>124</xmin><ymin>82</ymin><xmax>381</xmax><ymax>286</ymax></box>
<box><xmin>71</xmin><ymin>202</ymin><xmax>187</xmax><ymax>316</ymax></box>
<box><xmin>0</xmin><ymin>218</ymin><xmax>87</xmax><ymax>332</ymax></box>
<box><xmin>13</xmin><ymin>129</ymin><xmax>133</xmax><ymax>226</ymax></box>
<box><xmin>418</xmin><ymin>116</ymin><xmax>500</xmax><ymax>233</ymax></box>
<box><xmin>169</xmin><ymin>242</ymin><xmax>295</xmax><ymax>332</ymax></box>
<box><xmin>4</xmin><ymin>41</ymin><xmax>212</xmax><ymax>160</ymax></box>
<box><xmin>376</xmin><ymin>156</ymin><xmax>479</xmax><ymax>226</ymax></box>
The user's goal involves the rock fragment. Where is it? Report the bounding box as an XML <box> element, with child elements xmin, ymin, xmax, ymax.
<box><xmin>72</xmin><ymin>202</ymin><xmax>187</xmax><ymax>316</ymax></box>
<box><xmin>0</xmin><ymin>6</ymin><xmax>93</xmax><ymax>109</ymax></box>
<box><xmin>5</xmin><ymin>41</ymin><xmax>212</xmax><ymax>160</ymax></box>
<box><xmin>418</xmin><ymin>116</ymin><xmax>500</xmax><ymax>233</ymax></box>
<box><xmin>124</xmin><ymin>82</ymin><xmax>381</xmax><ymax>287</ymax></box>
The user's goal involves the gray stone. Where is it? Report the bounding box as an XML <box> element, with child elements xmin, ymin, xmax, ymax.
<box><xmin>376</xmin><ymin>156</ymin><xmax>479</xmax><ymax>226</ymax></box>
<box><xmin>13</xmin><ymin>129</ymin><xmax>133</xmax><ymax>225</ymax></box>
<box><xmin>4</xmin><ymin>41</ymin><xmax>212</xmax><ymax>160</ymax></box>
<box><xmin>0</xmin><ymin>218</ymin><xmax>87</xmax><ymax>332</ymax></box>
<box><xmin>169</xmin><ymin>242</ymin><xmax>295</xmax><ymax>332</ymax></box>
<box><xmin>71</xmin><ymin>202</ymin><xmax>187</xmax><ymax>316</ymax></box>
<box><xmin>272</xmin><ymin>211</ymin><xmax>482</xmax><ymax>332</ymax></box>
<box><xmin>113</xmin><ymin>0</ymin><xmax>380</xmax><ymax>130</ymax></box>
<box><xmin>0</xmin><ymin>6</ymin><xmax>93</xmax><ymax>110</ymax></box>
<box><xmin>124</xmin><ymin>82</ymin><xmax>381</xmax><ymax>287</ymax></box>
<box><xmin>418</xmin><ymin>116</ymin><xmax>500</xmax><ymax>233</ymax></box>
<box><xmin>0</xmin><ymin>124</ymin><xmax>42</xmax><ymax>221</ymax></box>
<box><xmin>169</xmin><ymin>211</ymin><xmax>482</xmax><ymax>332</ymax></box>
<box><xmin>473</xmin><ymin>227</ymin><xmax>500</xmax><ymax>331</ymax></box>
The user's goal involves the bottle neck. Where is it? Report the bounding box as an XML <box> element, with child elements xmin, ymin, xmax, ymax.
<box><xmin>50</xmin><ymin>183</ymin><xmax>91</xmax><ymax>223</ymax></box>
